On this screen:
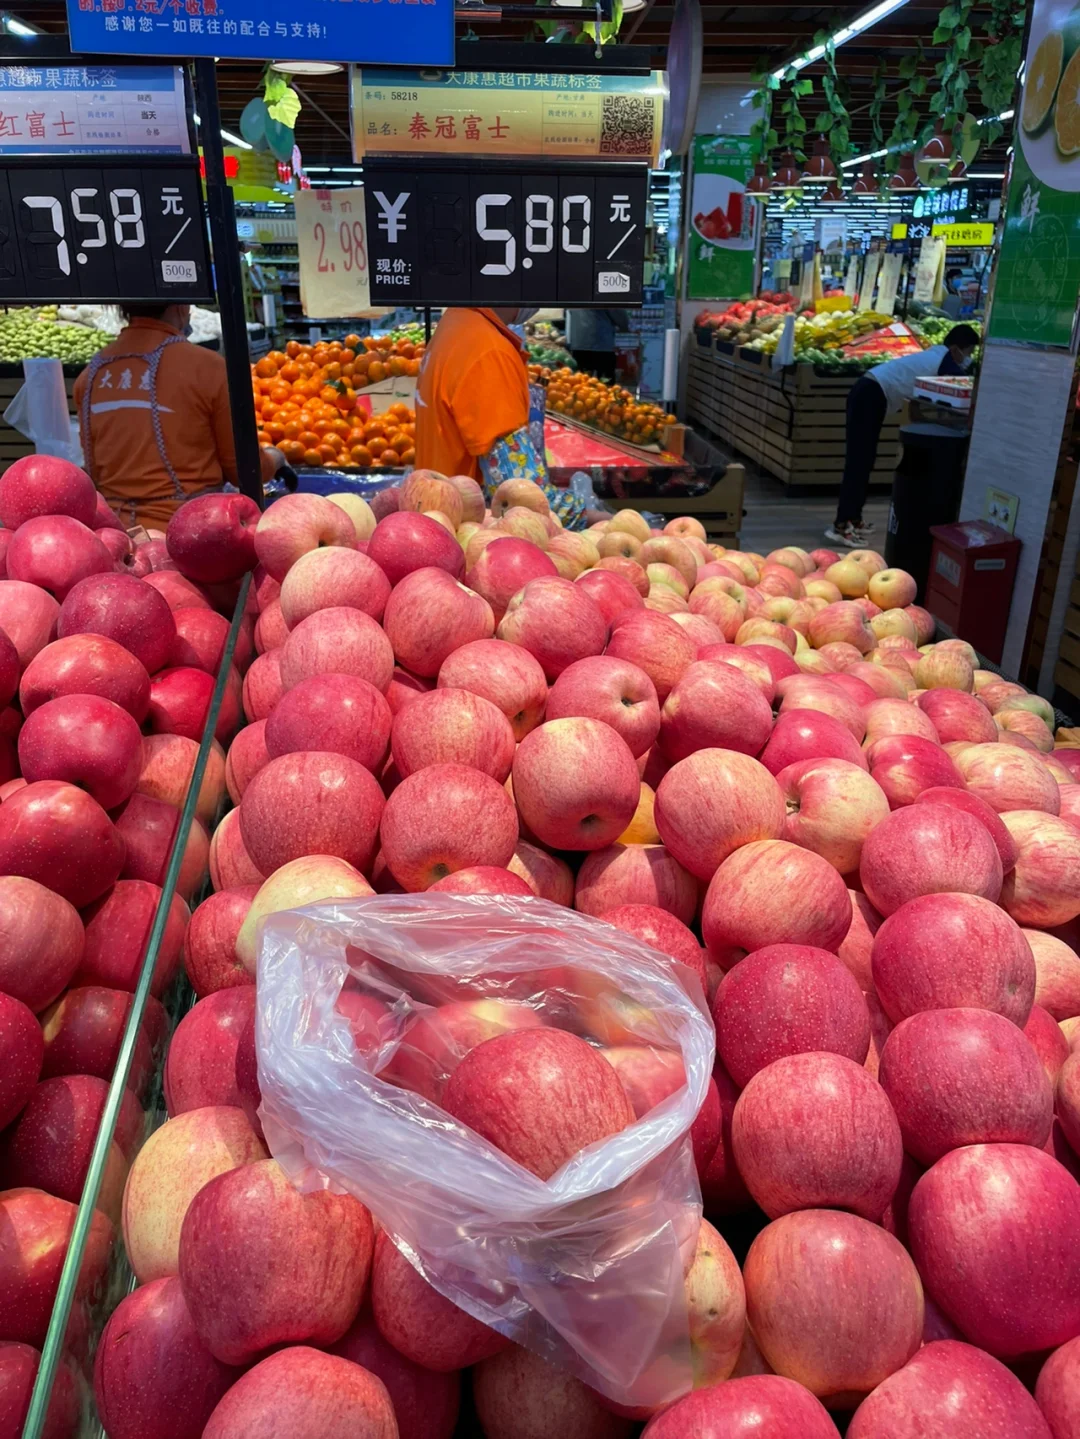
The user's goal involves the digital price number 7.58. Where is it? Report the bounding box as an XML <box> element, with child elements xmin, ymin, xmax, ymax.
<box><xmin>19</xmin><ymin>186</ymin><xmax>146</xmax><ymax>275</ymax></box>
<box><xmin>474</xmin><ymin>192</ymin><xmax>593</xmax><ymax>275</ymax></box>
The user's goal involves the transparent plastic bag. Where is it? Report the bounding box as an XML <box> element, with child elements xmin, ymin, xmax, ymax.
<box><xmin>3</xmin><ymin>358</ymin><xmax>84</xmax><ymax>465</ymax></box>
<box><xmin>256</xmin><ymin>893</ymin><xmax>714</xmax><ymax>1409</ymax></box>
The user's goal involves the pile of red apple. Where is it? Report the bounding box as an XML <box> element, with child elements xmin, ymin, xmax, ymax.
<box><xmin>3</xmin><ymin>458</ymin><xmax>1080</xmax><ymax>1438</ymax></box>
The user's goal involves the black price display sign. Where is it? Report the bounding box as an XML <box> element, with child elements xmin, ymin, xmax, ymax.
<box><xmin>364</xmin><ymin>159</ymin><xmax>648</xmax><ymax>308</ymax></box>
<box><xmin>0</xmin><ymin>157</ymin><xmax>212</xmax><ymax>304</ymax></box>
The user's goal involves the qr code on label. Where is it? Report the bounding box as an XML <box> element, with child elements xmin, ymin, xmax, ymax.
<box><xmin>599</xmin><ymin>94</ymin><xmax>655</xmax><ymax>156</ymax></box>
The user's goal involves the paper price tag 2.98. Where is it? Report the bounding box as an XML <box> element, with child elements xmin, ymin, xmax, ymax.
<box><xmin>296</xmin><ymin>188</ymin><xmax>376</xmax><ymax>320</ymax></box>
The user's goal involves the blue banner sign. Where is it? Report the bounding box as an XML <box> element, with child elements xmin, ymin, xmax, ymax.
<box><xmin>67</xmin><ymin>0</ymin><xmax>454</xmax><ymax>68</ymax></box>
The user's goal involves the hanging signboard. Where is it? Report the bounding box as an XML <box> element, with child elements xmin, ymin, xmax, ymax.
<box><xmin>0</xmin><ymin>155</ymin><xmax>213</xmax><ymax>303</ymax></box>
<box><xmin>857</xmin><ymin>251</ymin><xmax>881</xmax><ymax>312</ymax></box>
<box><xmin>931</xmin><ymin>221</ymin><xmax>995</xmax><ymax>247</ymax></box>
<box><xmin>0</xmin><ymin>64</ymin><xmax>189</xmax><ymax>154</ymax></box>
<box><xmin>913</xmin><ymin>235</ymin><xmax>946</xmax><ymax>304</ymax></box>
<box><xmin>876</xmin><ymin>251</ymin><xmax>903</xmax><ymax>314</ymax></box>
<box><xmin>295</xmin><ymin>187</ymin><xmax>373</xmax><ymax>318</ymax></box>
<box><xmin>364</xmin><ymin>159</ymin><xmax>648</xmax><ymax>307</ymax></box>
<box><xmin>66</xmin><ymin>0</ymin><xmax>454</xmax><ymax>68</ymax></box>
<box><xmin>685</xmin><ymin>136</ymin><xmax>757</xmax><ymax>301</ymax></box>
<box><xmin>352</xmin><ymin>70</ymin><xmax>666</xmax><ymax>165</ymax></box>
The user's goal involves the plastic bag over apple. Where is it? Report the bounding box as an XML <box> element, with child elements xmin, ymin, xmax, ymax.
<box><xmin>255</xmin><ymin>893</ymin><xmax>714</xmax><ymax>1410</ymax></box>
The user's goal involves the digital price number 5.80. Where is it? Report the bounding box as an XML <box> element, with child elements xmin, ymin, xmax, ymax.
<box><xmin>0</xmin><ymin>160</ymin><xmax>212</xmax><ymax>303</ymax></box>
<box><xmin>365</xmin><ymin>163</ymin><xmax>648</xmax><ymax>307</ymax></box>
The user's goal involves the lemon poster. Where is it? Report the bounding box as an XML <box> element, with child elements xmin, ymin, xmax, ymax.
<box><xmin>686</xmin><ymin>137</ymin><xmax>759</xmax><ymax>300</ymax></box>
<box><xmin>995</xmin><ymin>0</ymin><xmax>1080</xmax><ymax>346</ymax></box>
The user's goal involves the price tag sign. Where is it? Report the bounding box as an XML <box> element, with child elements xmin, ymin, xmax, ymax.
<box><xmin>931</xmin><ymin>221</ymin><xmax>995</xmax><ymax>247</ymax></box>
<box><xmin>295</xmin><ymin>188</ymin><xmax>374</xmax><ymax>319</ymax></box>
<box><xmin>364</xmin><ymin>159</ymin><xmax>648</xmax><ymax>307</ymax></box>
<box><xmin>0</xmin><ymin>156</ymin><xmax>211</xmax><ymax>303</ymax></box>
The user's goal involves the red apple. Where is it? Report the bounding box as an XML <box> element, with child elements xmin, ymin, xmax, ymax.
<box><xmin>703</xmin><ymin>839</ymin><xmax>852</xmax><ymax>969</ymax></box>
<box><xmin>443</xmin><ymin>1027</ymin><xmax>634</xmax><ymax>1178</ymax></box>
<box><xmin>465</xmin><ymin>537</ymin><xmax>557</xmax><ymax>622</ymax></box>
<box><xmin>495</xmin><ymin>575</ymin><xmax>606</xmax><ymax>681</ymax></box>
<box><xmin>508</xmin><ymin>840</ymin><xmax>574</xmax><ymax>906</ymax></box>
<box><xmin>744</xmin><ymin>1209</ymin><xmax>923</xmax><ymax>1405</ymax></box>
<box><xmin>777</xmin><ymin>757</ymin><xmax>890</xmax><ymax>875</ymax></box>
<box><xmin>714</xmin><ymin>942</ymin><xmax>870</xmax><ymax>1088</ymax></box>
<box><xmin>849</xmin><ymin>1339</ymin><xmax>1054</xmax><ymax>1438</ymax></box>
<box><xmin>225</xmin><ymin>720</ymin><xmax>268</xmax><ymax>803</ymax></box>
<box><xmin>654</xmin><ymin>750</ymin><xmax>785</xmax><ymax>882</ymax></box>
<box><xmin>474</xmin><ymin>1343</ymin><xmax>630</xmax><ymax>1439</ymax></box>
<box><xmin>0</xmin><ymin>1187</ymin><xmax>112</xmax><ymax>1347</ymax></box>
<box><xmin>165</xmin><ymin>987</ymin><xmax>259</xmax><ymax>1130</ymax></box>
<box><xmin>953</xmin><ymin>741</ymin><xmax>1061</xmax><ymax>814</ymax></box>
<box><xmin>641</xmin><ymin>1376</ymin><xmax>837</xmax><ymax>1439</ymax></box>
<box><xmin>427</xmin><ymin>866</ymin><xmax>533</xmax><ymax>897</ymax></box>
<box><xmin>1001</xmin><ymin>811</ymin><xmax>1080</xmax><ymax>927</ymax></box>
<box><xmin>121</xmin><ymin>1105</ymin><xmax>267</xmax><ymax>1283</ymax></box>
<box><xmin>40</xmin><ymin>986</ymin><xmax>165</xmax><ymax>1094</ymax></box>
<box><xmin>915</xmin><ymin>688</ymin><xmax>996</xmax><ymax>744</ymax></box>
<box><xmin>380</xmin><ymin>762</ymin><xmax>518</xmax><ymax>890</ymax></box>
<box><xmin>209</xmin><ymin>809</ymin><xmax>265</xmax><ymax>891</ymax></box>
<box><xmin>168</xmin><ymin>607</ymin><xmax>231</xmax><ymax>673</ymax></box>
<box><xmin>279</xmin><ymin>606</ymin><xmax>394</xmax><ymax>694</ymax></box>
<box><xmin>242</xmin><ymin>650</ymin><xmax>283</xmax><ymax>722</ymax></box>
<box><xmin>512</xmin><ymin>718</ymin><xmax>639</xmax><ymax>851</ymax></box>
<box><xmin>265</xmin><ymin>673</ymin><xmax>391</xmax><ymax>773</ymax></box>
<box><xmin>871</xmin><ymin>892</ymin><xmax>1034</xmax><ymax>1025</ymax></box>
<box><xmin>657</xmin><ymin>660</ymin><xmax>773</xmax><ymax>762</ymax></box>
<box><xmin>0</xmin><ymin>580</ymin><xmax>60</xmax><ymax>667</ymax></box>
<box><xmin>880</xmin><ymin>1007</ymin><xmax>1052</xmax><ymax>1164</ymax></box>
<box><xmin>4</xmin><ymin>1073</ymin><xmax>132</xmax><ymax>1219</ymax></box>
<box><xmin>807</xmin><ymin>600</ymin><xmax>876</xmax><ymax>653</ymax></box>
<box><xmin>605</xmin><ymin>609</ymin><xmax>695</xmax><ymax>701</ymax></box>
<box><xmin>201</xmin><ymin>1345</ymin><xmax>395</xmax><ymax>1439</ymax></box>
<box><xmin>147</xmin><ymin>665</ymin><xmax>241</xmax><ymax>744</ymax></box>
<box><xmin>384</xmin><ymin>568</ymin><xmax>495</xmax><ymax>678</ymax></box>
<box><xmin>1026</xmin><ymin>1003</ymin><xmax>1071</xmax><ymax>1082</ymax></box>
<box><xmin>78</xmin><ymin>878</ymin><xmax>189</xmax><ymax>997</ymax></box>
<box><xmin>600</xmin><ymin>1044</ymin><xmax>686</xmax><ymax>1118</ymax></box>
<box><xmin>860</xmin><ymin>803</ymin><xmax>1003</xmax><ymax>916</ymax></box>
<box><xmin>437</xmin><ymin>638</ymin><xmax>546</xmax><ymax>740</ymax></box>
<box><xmin>0</xmin><ymin>876</ymin><xmax>84</xmax><ymax>1012</ymax></box>
<box><xmin>0</xmin><ymin>992</ymin><xmax>43</xmax><ymax>1130</ymax></box>
<box><xmin>760</xmin><ymin>709</ymin><xmax>868</xmax><ymax>775</ymax></box>
<box><xmin>136</xmin><ymin>733</ymin><xmax>225</xmax><ymax>830</ymax></box>
<box><xmin>143</xmin><ymin>570</ymin><xmax>209</xmax><ymax>614</ymax></box>
<box><xmin>0</xmin><ymin>780</ymin><xmax>122</xmax><ymax>908</ymax></box>
<box><xmin>7</xmin><ymin>515</ymin><xmax>113</xmax><ymax>600</ymax></box>
<box><xmin>0</xmin><ymin>453</ymin><xmax>96</xmax><ymax>529</ymax></box>
<box><xmin>391</xmin><ymin>687</ymin><xmax>515</xmax><ymax>782</ymax></box>
<box><xmin>913</xmin><ymin>786</ymin><xmax>1019</xmax><ymax>872</ymax></box>
<box><xmin>865</xmin><ymin>733</ymin><xmax>963</xmax><ymax>809</ymax></box>
<box><xmin>58</xmin><ymin>572</ymin><xmax>175</xmax><ymax>674</ymax></box>
<box><xmin>277</xmin><ymin>545</ymin><xmax>390</xmax><ymax>628</ymax></box>
<box><xmin>235</xmin><ymin>855</ymin><xmax>373</xmax><ymax>973</ymax></box>
<box><xmin>546</xmin><ymin>656</ymin><xmax>659</xmax><ymax>758</ymax></box>
<box><xmin>862</xmin><ymin>696</ymin><xmax>938</xmax><ymax>747</ymax></box>
<box><xmin>330</xmin><ymin>1311</ymin><xmax>460</xmax><ymax>1439</ymax></box>
<box><xmin>575</xmin><ymin>567</ymin><xmax>645</xmax><ymax>626</ymax></box>
<box><xmin>908</xmin><ymin>1143</ymin><xmax>1080</xmax><ymax>1358</ymax></box>
<box><xmin>253</xmin><ymin>493</ymin><xmax>355</xmax><ymax>581</ymax></box>
<box><xmin>370</xmin><ymin>1228</ymin><xmax>508</xmax><ymax>1371</ymax></box>
<box><xmin>17</xmin><ymin>693</ymin><xmax>142</xmax><ymax>809</ymax></box>
<box><xmin>179</xmin><ymin>1156</ymin><xmax>373</xmax><ymax>1364</ymax></box>
<box><xmin>733</xmin><ymin>1051</ymin><xmax>902</xmax><ymax>1219</ymax></box>
<box><xmin>165</xmin><ymin>492</ymin><xmax>259</xmax><ymax>583</ymax></box>
<box><xmin>380</xmin><ymin>998</ymin><xmax>545</xmax><ymax>1103</ymax></box>
<box><xmin>1026</xmin><ymin>929</ymin><xmax>1080</xmax><ymax>1020</ymax></box>
<box><xmin>574</xmin><ymin>845</ymin><xmax>698</xmax><ymax>925</ymax></box>
<box><xmin>183</xmin><ymin>886</ymin><xmax>258</xmax><ymax>996</ymax></box>
<box><xmin>0</xmin><ymin>1340</ymin><xmax>79</xmax><ymax>1439</ymax></box>
<box><xmin>114</xmin><ymin>794</ymin><xmax>209</xmax><ymax>901</ymax></box>
<box><xmin>367</xmin><ymin>510</ymin><xmax>465</xmax><ymax>587</ymax></box>
<box><xmin>239</xmin><ymin>750</ymin><xmax>385</xmax><ymax>877</ymax></box>
<box><xmin>94</xmin><ymin>1275</ymin><xmax>236</xmax><ymax>1439</ymax></box>
<box><xmin>1036</xmin><ymin>1335</ymin><xmax>1080</xmax><ymax>1439</ymax></box>
<box><xmin>254</xmin><ymin>599</ymin><xmax>287</xmax><ymax>653</ymax></box>
<box><xmin>775</xmin><ymin>675</ymin><xmax>867</xmax><ymax>740</ymax></box>
<box><xmin>599</xmin><ymin>904</ymin><xmax>705</xmax><ymax>986</ymax></box>
<box><xmin>0</xmin><ymin>628</ymin><xmax>17</xmax><ymax>711</ymax></box>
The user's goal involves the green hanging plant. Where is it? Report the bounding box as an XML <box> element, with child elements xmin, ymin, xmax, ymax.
<box><xmin>748</xmin><ymin>65</ymin><xmax>780</xmax><ymax>165</ymax></box>
<box><xmin>264</xmin><ymin>71</ymin><xmax>302</xmax><ymax>129</ymax></box>
<box><xmin>975</xmin><ymin>0</ymin><xmax>1026</xmax><ymax>143</ymax></box>
<box><xmin>869</xmin><ymin>60</ymin><xmax>888</xmax><ymax>153</ymax></box>
<box><xmin>818</xmin><ymin>31</ymin><xmax>853</xmax><ymax>165</ymax></box>
<box><xmin>776</xmin><ymin>65</ymin><xmax>813</xmax><ymax>163</ymax></box>
<box><xmin>930</xmin><ymin>0</ymin><xmax>976</xmax><ymax>134</ymax></box>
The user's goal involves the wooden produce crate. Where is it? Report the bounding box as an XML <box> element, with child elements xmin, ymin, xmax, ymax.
<box><xmin>686</xmin><ymin>348</ymin><xmax>902</xmax><ymax>488</ymax></box>
<box><xmin>0</xmin><ymin>364</ymin><xmax>80</xmax><ymax>473</ymax></box>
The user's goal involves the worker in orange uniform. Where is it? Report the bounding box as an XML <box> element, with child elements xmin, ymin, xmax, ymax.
<box><xmin>415</xmin><ymin>307</ymin><xmax>532</xmax><ymax>481</ymax></box>
<box><xmin>74</xmin><ymin>302</ymin><xmax>238</xmax><ymax>532</ymax></box>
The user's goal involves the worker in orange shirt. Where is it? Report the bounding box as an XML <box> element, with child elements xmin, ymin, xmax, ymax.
<box><xmin>415</xmin><ymin>307</ymin><xmax>532</xmax><ymax>482</ymax></box>
<box><xmin>74</xmin><ymin>302</ymin><xmax>239</xmax><ymax>532</ymax></box>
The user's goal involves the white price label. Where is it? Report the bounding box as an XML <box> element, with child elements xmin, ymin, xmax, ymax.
<box><xmin>161</xmin><ymin>259</ymin><xmax>197</xmax><ymax>284</ymax></box>
<box><xmin>597</xmin><ymin>270</ymin><xmax>631</xmax><ymax>294</ymax></box>
<box><xmin>296</xmin><ymin>188</ymin><xmax>374</xmax><ymax>319</ymax></box>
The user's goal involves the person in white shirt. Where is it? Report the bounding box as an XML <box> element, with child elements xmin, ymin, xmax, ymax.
<box><xmin>827</xmin><ymin>324</ymin><xmax>979</xmax><ymax>548</ymax></box>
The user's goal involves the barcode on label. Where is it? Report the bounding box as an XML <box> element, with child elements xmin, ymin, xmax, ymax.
<box><xmin>161</xmin><ymin>260</ymin><xmax>197</xmax><ymax>284</ymax></box>
<box><xmin>597</xmin><ymin>270</ymin><xmax>631</xmax><ymax>294</ymax></box>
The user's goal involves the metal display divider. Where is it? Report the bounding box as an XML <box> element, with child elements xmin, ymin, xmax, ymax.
<box><xmin>21</xmin><ymin>575</ymin><xmax>252</xmax><ymax>1439</ymax></box>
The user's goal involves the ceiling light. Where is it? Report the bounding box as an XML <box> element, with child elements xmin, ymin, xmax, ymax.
<box><xmin>769</xmin><ymin>0</ymin><xmax>911</xmax><ymax>82</ymax></box>
<box><xmin>968</xmin><ymin>172</ymin><xmax>1005</xmax><ymax>178</ymax></box>
<box><xmin>270</xmin><ymin>60</ymin><xmax>344</xmax><ymax>75</ymax></box>
<box><xmin>1</xmin><ymin>11</ymin><xmax>41</xmax><ymax>34</ymax></box>
<box><xmin>553</xmin><ymin>0</ymin><xmax>645</xmax><ymax>9</ymax></box>
<box><xmin>220</xmin><ymin>128</ymin><xmax>253</xmax><ymax>150</ymax></box>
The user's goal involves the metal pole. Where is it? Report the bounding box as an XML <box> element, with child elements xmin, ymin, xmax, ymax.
<box><xmin>193</xmin><ymin>58</ymin><xmax>264</xmax><ymax>508</ymax></box>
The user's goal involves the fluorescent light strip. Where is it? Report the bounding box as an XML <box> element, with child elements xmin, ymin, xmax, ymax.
<box><xmin>841</xmin><ymin>108</ymin><xmax>1014</xmax><ymax>169</ymax></box>
<box><xmin>769</xmin><ymin>0</ymin><xmax>911</xmax><ymax>81</ymax></box>
<box><xmin>2</xmin><ymin>13</ymin><xmax>39</xmax><ymax>35</ymax></box>
<box><xmin>191</xmin><ymin>111</ymin><xmax>253</xmax><ymax>151</ymax></box>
